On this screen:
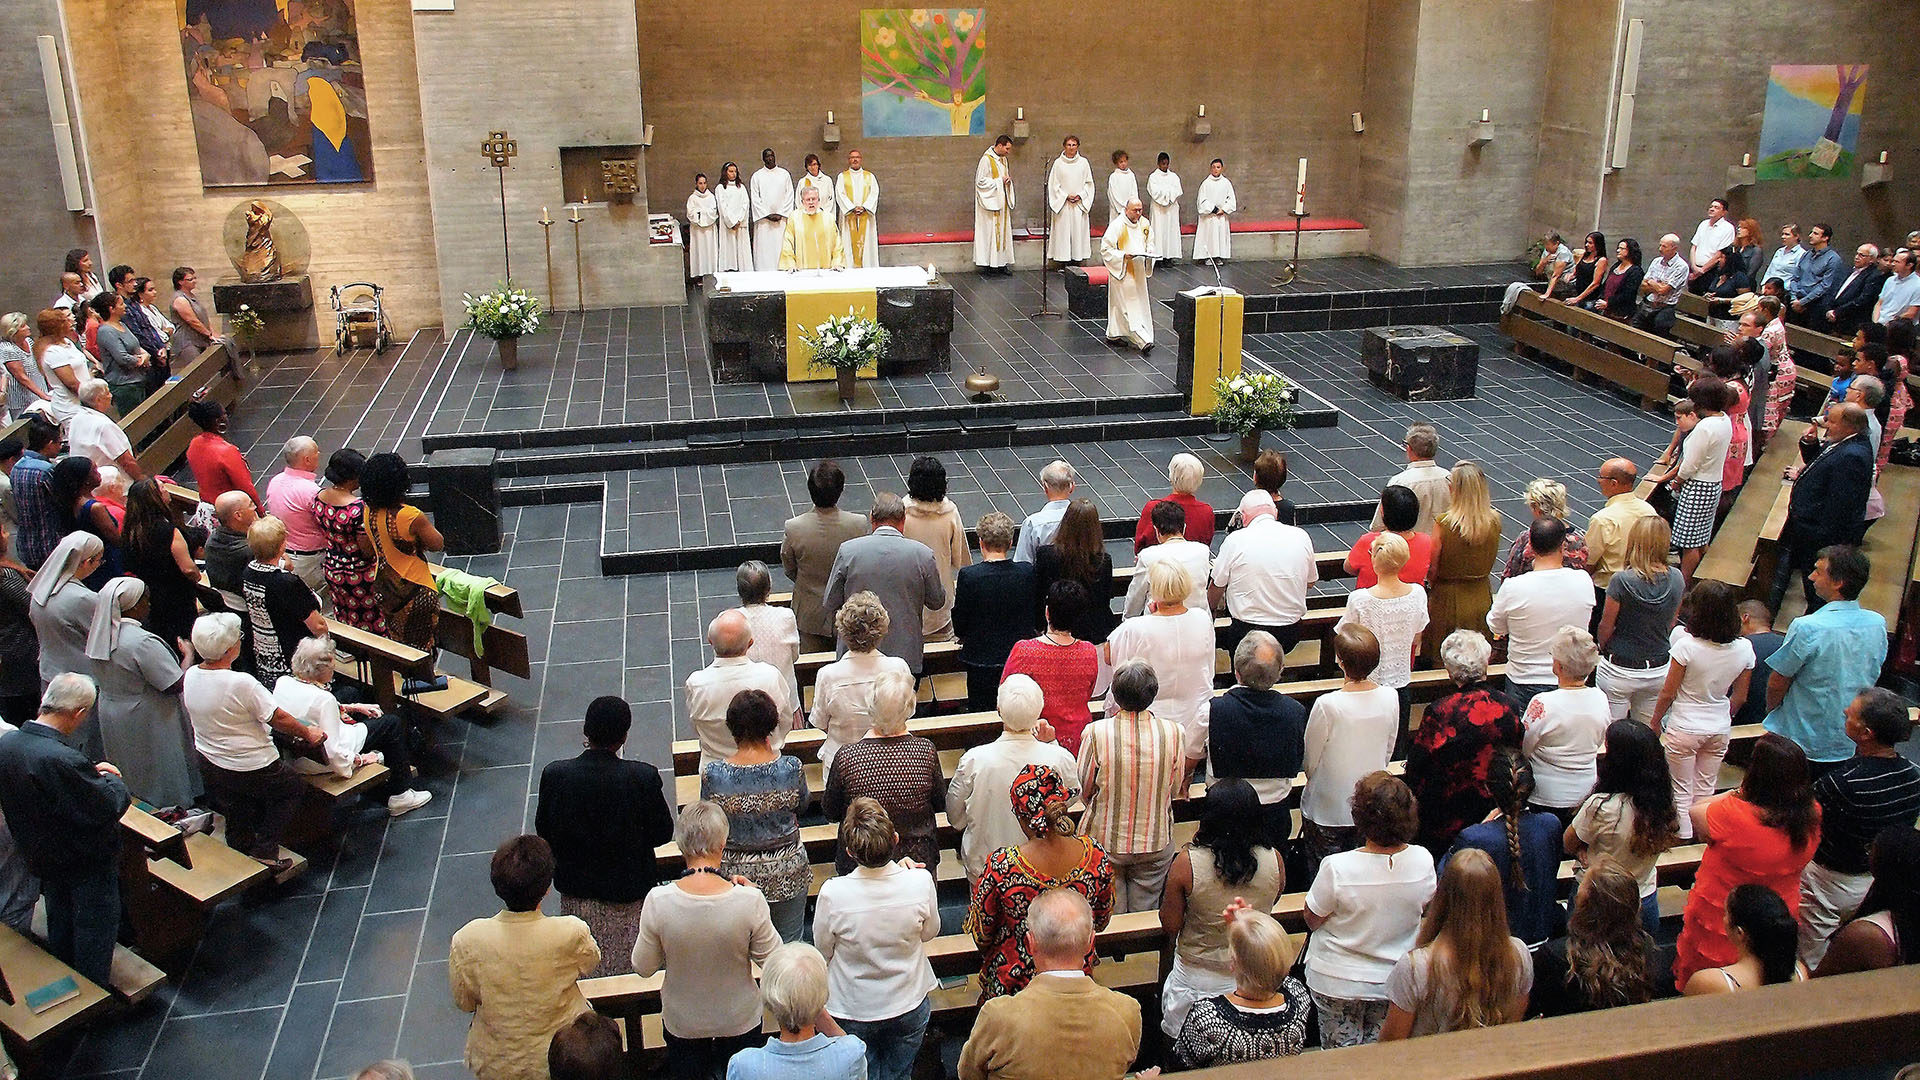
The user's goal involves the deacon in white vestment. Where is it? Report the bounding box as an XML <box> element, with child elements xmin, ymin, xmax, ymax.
<box><xmin>1193</xmin><ymin>158</ymin><xmax>1236</xmax><ymax>263</ymax></box>
<box><xmin>1107</xmin><ymin>150</ymin><xmax>1139</xmax><ymax>224</ymax></box>
<box><xmin>715</xmin><ymin>163</ymin><xmax>753</xmax><ymax>272</ymax></box>
<box><xmin>836</xmin><ymin>149</ymin><xmax>880</xmax><ymax>270</ymax></box>
<box><xmin>686</xmin><ymin>174</ymin><xmax>721</xmax><ymax>279</ymax></box>
<box><xmin>795</xmin><ymin>154</ymin><xmax>835</xmax><ymax>228</ymax></box>
<box><xmin>1047</xmin><ymin>135</ymin><xmax>1095</xmax><ymax>263</ymax></box>
<box><xmin>1101</xmin><ymin>201</ymin><xmax>1154</xmax><ymax>351</ymax></box>
<box><xmin>749</xmin><ymin>148</ymin><xmax>795</xmax><ymax>272</ymax></box>
<box><xmin>1146</xmin><ymin>153</ymin><xmax>1183</xmax><ymax>261</ymax></box>
<box><xmin>974</xmin><ymin>136</ymin><xmax>1016</xmax><ymax>270</ymax></box>
<box><xmin>778</xmin><ymin>186</ymin><xmax>846</xmax><ymax>270</ymax></box>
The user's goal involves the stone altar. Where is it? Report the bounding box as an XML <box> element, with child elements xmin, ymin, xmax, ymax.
<box><xmin>1360</xmin><ymin>325</ymin><xmax>1479</xmax><ymax>401</ymax></box>
<box><xmin>703</xmin><ymin>268</ymin><xmax>954</xmax><ymax>384</ymax></box>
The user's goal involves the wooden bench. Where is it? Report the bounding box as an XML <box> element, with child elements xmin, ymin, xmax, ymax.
<box><xmin>1502</xmin><ymin>290</ymin><xmax>1682</xmax><ymax>407</ymax></box>
<box><xmin>325</xmin><ymin>618</ymin><xmax>490</xmax><ymax>722</ymax></box>
<box><xmin>286</xmin><ymin>761</ymin><xmax>393</xmax><ymax>846</ymax></box>
<box><xmin>1696</xmin><ymin>420</ymin><xmax>1808</xmax><ymax>591</ymax></box>
<box><xmin>23</xmin><ymin>907</ymin><xmax>165</xmax><ymax>1007</ymax></box>
<box><xmin>117</xmin><ymin>804</ymin><xmax>305</xmax><ymax>960</ymax></box>
<box><xmin>1665</xmin><ymin>313</ymin><xmax>1836</xmax><ymax>396</ymax></box>
<box><xmin>0</xmin><ymin>923</ymin><xmax>112</xmax><ymax>1050</ymax></box>
<box><xmin>1858</xmin><ymin>463</ymin><xmax>1920</xmax><ymax>627</ymax></box>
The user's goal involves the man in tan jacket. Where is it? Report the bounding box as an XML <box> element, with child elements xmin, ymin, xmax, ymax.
<box><xmin>780</xmin><ymin>460</ymin><xmax>869</xmax><ymax>652</ymax></box>
<box><xmin>958</xmin><ymin>889</ymin><xmax>1153</xmax><ymax>1080</ymax></box>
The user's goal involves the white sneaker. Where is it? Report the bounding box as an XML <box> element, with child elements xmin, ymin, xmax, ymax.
<box><xmin>387</xmin><ymin>789</ymin><xmax>433</xmax><ymax>817</ymax></box>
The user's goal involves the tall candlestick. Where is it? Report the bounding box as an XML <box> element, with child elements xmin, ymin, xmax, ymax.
<box><xmin>1294</xmin><ymin>157</ymin><xmax>1307</xmax><ymax>215</ymax></box>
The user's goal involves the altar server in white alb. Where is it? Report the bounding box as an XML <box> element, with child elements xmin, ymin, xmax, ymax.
<box><xmin>795</xmin><ymin>154</ymin><xmax>835</xmax><ymax>226</ymax></box>
<box><xmin>1146</xmin><ymin>152</ymin><xmax>1183</xmax><ymax>262</ymax></box>
<box><xmin>685</xmin><ymin>173</ymin><xmax>720</xmax><ymax>279</ymax></box>
<box><xmin>836</xmin><ymin>149</ymin><xmax>880</xmax><ymax>269</ymax></box>
<box><xmin>974</xmin><ymin>135</ymin><xmax>1016</xmax><ymax>271</ymax></box>
<box><xmin>1107</xmin><ymin>149</ymin><xmax>1139</xmax><ymax>225</ymax></box>
<box><xmin>715</xmin><ymin>162</ymin><xmax>753</xmax><ymax>272</ymax></box>
<box><xmin>749</xmin><ymin>148</ymin><xmax>794</xmax><ymax>271</ymax></box>
<box><xmin>1193</xmin><ymin>157</ymin><xmax>1236</xmax><ymax>263</ymax></box>
<box><xmin>1047</xmin><ymin>134</ymin><xmax>1095</xmax><ymax>263</ymax></box>
<box><xmin>778</xmin><ymin>186</ymin><xmax>845</xmax><ymax>271</ymax></box>
<box><xmin>1102</xmin><ymin>200</ymin><xmax>1155</xmax><ymax>350</ymax></box>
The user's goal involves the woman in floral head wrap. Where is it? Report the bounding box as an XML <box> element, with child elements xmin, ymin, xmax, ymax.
<box><xmin>963</xmin><ymin>763</ymin><xmax>1115</xmax><ymax>999</ymax></box>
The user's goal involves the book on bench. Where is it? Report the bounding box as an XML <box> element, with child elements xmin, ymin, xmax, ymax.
<box><xmin>25</xmin><ymin>974</ymin><xmax>79</xmax><ymax>1014</ymax></box>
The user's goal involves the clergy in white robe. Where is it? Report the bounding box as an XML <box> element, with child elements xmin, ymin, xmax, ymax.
<box><xmin>1047</xmin><ymin>136</ymin><xmax>1094</xmax><ymax>263</ymax></box>
<box><xmin>973</xmin><ymin>136</ymin><xmax>1016</xmax><ymax>270</ymax></box>
<box><xmin>778</xmin><ymin>187</ymin><xmax>846</xmax><ymax>270</ymax></box>
<box><xmin>1193</xmin><ymin>159</ymin><xmax>1236</xmax><ymax>263</ymax></box>
<box><xmin>1146</xmin><ymin>154</ymin><xmax>1183</xmax><ymax>261</ymax></box>
<box><xmin>1107</xmin><ymin>151</ymin><xmax>1139</xmax><ymax>224</ymax></box>
<box><xmin>686</xmin><ymin>174</ymin><xmax>721</xmax><ymax>278</ymax></box>
<box><xmin>795</xmin><ymin>154</ymin><xmax>835</xmax><ymax>229</ymax></box>
<box><xmin>715</xmin><ymin>163</ymin><xmax>753</xmax><ymax>272</ymax></box>
<box><xmin>836</xmin><ymin>150</ymin><xmax>880</xmax><ymax>269</ymax></box>
<box><xmin>749</xmin><ymin>149</ymin><xmax>795</xmax><ymax>272</ymax></box>
<box><xmin>1101</xmin><ymin>201</ymin><xmax>1154</xmax><ymax>350</ymax></box>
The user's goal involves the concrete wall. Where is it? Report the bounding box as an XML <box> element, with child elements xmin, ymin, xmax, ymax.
<box><xmin>58</xmin><ymin>0</ymin><xmax>442</xmax><ymax>339</ymax></box>
<box><xmin>635</xmin><ymin>0</ymin><xmax>1371</xmax><ymax>238</ymax></box>
<box><xmin>1358</xmin><ymin>0</ymin><xmax>1421</xmax><ymax>266</ymax></box>
<box><xmin>0</xmin><ymin>0</ymin><xmax>100</xmax><ymax>316</ymax></box>
<box><xmin>1527</xmin><ymin>0</ymin><xmax>1622</xmax><ymax>244</ymax></box>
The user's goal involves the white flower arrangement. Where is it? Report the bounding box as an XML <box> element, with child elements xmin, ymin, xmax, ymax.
<box><xmin>462</xmin><ymin>285</ymin><xmax>545</xmax><ymax>340</ymax></box>
<box><xmin>226</xmin><ymin>302</ymin><xmax>264</xmax><ymax>342</ymax></box>
<box><xmin>1210</xmin><ymin>370</ymin><xmax>1299</xmax><ymax>436</ymax></box>
<box><xmin>799</xmin><ymin>309</ymin><xmax>891</xmax><ymax>372</ymax></box>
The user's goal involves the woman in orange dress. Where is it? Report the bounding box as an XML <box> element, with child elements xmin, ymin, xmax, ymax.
<box><xmin>1672</xmin><ymin>734</ymin><xmax>1820</xmax><ymax>990</ymax></box>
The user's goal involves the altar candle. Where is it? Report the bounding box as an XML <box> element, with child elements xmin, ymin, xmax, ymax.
<box><xmin>1016</xmin><ymin>107</ymin><xmax>1024</xmax><ymax>121</ymax></box>
<box><xmin>543</xmin><ymin>206</ymin><xmax>548</xmax><ymax>219</ymax></box>
<box><xmin>827</xmin><ymin>110</ymin><xmax>834</xmax><ymax>124</ymax></box>
<box><xmin>1294</xmin><ymin>157</ymin><xmax>1307</xmax><ymax>215</ymax></box>
<box><xmin>1742</xmin><ymin>153</ymin><xmax>1752</xmax><ymax>167</ymax></box>
<box><xmin>1481</xmin><ymin>108</ymin><xmax>1490</xmax><ymax>123</ymax></box>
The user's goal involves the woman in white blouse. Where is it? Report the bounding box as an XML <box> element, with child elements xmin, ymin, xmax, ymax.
<box><xmin>1103</xmin><ymin>559</ymin><xmax>1215</xmax><ymax>756</ymax></box>
<box><xmin>1302</xmin><ymin>624</ymin><xmax>1401</xmax><ymax>874</ymax></box>
<box><xmin>1337</xmin><ymin>531</ymin><xmax>1428</xmax><ymax>756</ymax></box>
<box><xmin>272</xmin><ymin>636</ymin><xmax>432</xmax><ymax>816</ymax></box>
<box><xmin>1520</xmin><ymin>626</ymin><xmax>1611</xmax><ymax>826</ymax></box>
<box><xmin>810</xmin><ymin>591</ymin><xmax>912</xmax><ymax>772</ymax></box>
<box><xmin>1646</xmin><ymin>375</ymin><xmax>1734</xmax><ymax>582</ymax></box>
<box><xmin>813</xmin><ymin>797</ymin><xmax>940</xmax><ymax>1080</ymax></box>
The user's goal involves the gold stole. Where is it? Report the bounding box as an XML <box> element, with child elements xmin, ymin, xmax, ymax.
<box><xmin>987</xmin><ymin>154</ymin><xmax>1009</xmax><ymax>250</ymax></box>
<box><xmin>844</xmin><ymin>172</ymin><xmax>872</xmax><ymax>267</ymax></box>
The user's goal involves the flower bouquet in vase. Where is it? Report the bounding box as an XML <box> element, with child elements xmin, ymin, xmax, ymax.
<box><xmin>1211</xmin><ymin>371</ymin><xmax>1299</xmax><ymax>461</ymax></box>
<box><xmin>800</xmin><ymin>311</ymin><xmax>891</xmax><ymax>402</ymax></box>
<box><xmin>462</xmin><ymin>285</ymin><xmax>545</xmax><ymax>370</ymax></box>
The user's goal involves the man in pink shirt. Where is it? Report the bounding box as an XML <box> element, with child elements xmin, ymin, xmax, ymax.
<box><xmin>265</xmin><ymin>435</ymin><xmax>329</xmax><ymax>602</ymax></box>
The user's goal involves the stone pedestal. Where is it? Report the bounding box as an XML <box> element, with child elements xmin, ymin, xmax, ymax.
<box><xmin>423</xmin><ymin>447</ymin><xmax>502</xmax><ymax>555</ymax></box>
<box><xmin>211</xmin><ymin>274</ymin><xmax>316</xmax><ymax>352</ymax></box>
<box><xmin>1360</xmin><ymin>325</ymin><xmax>1479</xmax><ymax>401</ymax></box>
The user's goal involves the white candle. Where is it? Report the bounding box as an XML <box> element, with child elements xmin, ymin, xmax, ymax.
<box><xmin>1016</xmin><ymin>106</ymin><xmax>1024</xmax><ymax>121</ymax></box>
<box><xmin>827</xmin><ymin>111</ymin><xmax>834</xmax><ymax>125</ymax></box>
<box><xmin>1295</xmin><ymin>157</ymin><xmax>1307</xmax><ymax>215</ymax></box>
<box><xmin>1480</xmin><ymin>108</ymin><xmax>1490</xmax><ymax>123</ymax></box>
<box><xmin>543</xmin><ymin>206</ymin><xmax>548</xmax><ymax>219</ymax></box>
<box><xmin>1198</xmin><ymin>104</ymin><xmax>1205</xmax><ymax>118</ymax></box>
<box><xmin>1881</xmin><ymin>150</ymin><xmax>1890</xmax><ymax>164</ymax></box>
<box><xmin>1742</xmin><ymin>153</ymin><xmax>1752</xmax><ymax>167</ymax></box>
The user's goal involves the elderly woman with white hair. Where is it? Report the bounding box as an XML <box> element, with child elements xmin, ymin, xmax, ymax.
<box><xmin>1501</xmin><ymin>477</ymin><xmax>1590</xmax><ymax>579</ymax></box>
<box><xmin>1404</xmin><ymin>630</ymin><xmax>1523</xmax><ymax>856</ymax></box>
<box><xmin>809</xmin><ymin>591</ymin><xmax>912</xmax><ymax>773</ymax></box>
<box><xmin>1519</xmin><ymin>627</ymin><xmax>1611</xmax><ymax>827</ymax></box>
<box><xmin>1134</xmin><ymin>451</ymin><xmax>1215</xmax><ymax>552</ymax></box>
<box><xmin>92</xmin><ymin>466</ymin><xmax>129</xmax><ymax>527</ymax></box>
<box><xmin>1104</xmin><ymin>559</ymin><xmax>1216</xmax><ymax>762</ymax></box>
<box><xmin>632</xmin><ymin>799</ymin><xmax>780</xmax><ymax>1079</ymax></box>
<box><xmin>86</xmin><ymin>577</ymin><xmax>200</xmax><ymax>808</ymax></box>
<box><xmin>29</xmin><ymin>532</ymin><xmax>106</xmax><ymax>753</ymax></box>
<box><xmin>948</xmin><ymin>673</ymin><xmax>1080</xmax><ymax>884</ymax></box>
<box><xmin>823</xmin><ymin>668</ymin><xmax>945</xmax><ymax>875</ymax></box>
<box><xmin>273</xmin><ymin>636</ymin><xmax>432</xmax><ymax>816</ymax></box>
<box><xmin>181</xmin><ymin>612</ymin><xmax>323</xmax><ymax>870</ymax></box>
<box><xmin>725</xmin><ymin>941</ymin><xmax>867</xmax><ymax>1080</ymax></box>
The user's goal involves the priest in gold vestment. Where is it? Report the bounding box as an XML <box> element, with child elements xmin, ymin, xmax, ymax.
<box><xmin>778</xmin><ymin>186</ymin><xmax>846</xmax><ymax>270</ymax></box>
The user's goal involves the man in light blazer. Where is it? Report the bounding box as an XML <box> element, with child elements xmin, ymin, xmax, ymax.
<box><xmin>822</xmin><ymin>491</ymin><xmax>945</xmax><ymax>673</ymax></box>
<box><xmin>781</xmin><ymin>460</ymin><xmax>869</xmax><ymax>653</ymax></box>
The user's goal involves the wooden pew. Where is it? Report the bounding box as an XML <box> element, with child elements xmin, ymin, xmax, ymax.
<box><xmin>1696</xmin><ymin>420</ymin><xmax>1808</xmax><ymax>591</ymax></box>
<box><xmin>1859</xmin><ymin>463</ymin><xmax>1920</xmax><ymax>626</ymax></box>
<box><xmin>1665</xmin><ymin>314</ymin><xmax>1837</xmax><ymax>396</ymax></box>
<box><xmin>286</xmin><ymin>761</ymin><xmax>393</xmax><ymax>846</ymax></box>
<box><xmin>325</xmin><ymin>618</ymin><xmax>489</xmax><ymax>722</ymax></box>
<box><xmin>119</xmin><ymin>804</ymin><xmax>304</xmax><ymax>960</ymax></box>
<box><xmin>25</xmin><ymin>907</ymin><xmax>165</xmax><ymax>1007</ymax></box>
<box><xmin>1502</xmin><ymin>290</ymin><xmax>1682</xmax><ymax>407</ymax></box>
<box><xmin>0</xmin><ymin>923</ymin><xmax>112</xmax><ymax>1050</ymax></box>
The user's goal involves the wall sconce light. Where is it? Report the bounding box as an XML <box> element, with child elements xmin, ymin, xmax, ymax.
<box><xmin>1188</xmin><ymin>104</ymin><xmax>1211</xmax><ymax>142</ymax></box>
<box><xmin>1469</xmin><ymin>109</ymin><xmax>1494</xmax><ymax>147</ymax></box>
<box><xmin>1351</xmin><ymin>111</ymin><xmax>1365</xmax><ymax>134</ymax></box>
<box><xmin>1728</xmin><ymin>152</ymin><xmax>1756</xmax><ymax>190</ymax></box>
<box><xmin>822</xmin><ymin>111</ymin><xmax>842</xmax><ymax>149</ymax></box>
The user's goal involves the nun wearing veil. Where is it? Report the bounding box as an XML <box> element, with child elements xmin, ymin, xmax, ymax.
<box><xmin>28</xmin><ymin>532</ymin><xmax>106</xmax><ymax>757</ymax></box>
<box><xmin>88</xmin><ymin>577</ymin><xmax>199</xmax><ymax>808</ymax></box>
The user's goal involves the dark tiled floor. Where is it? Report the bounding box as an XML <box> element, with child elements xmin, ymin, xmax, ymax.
<box><xmin>84</xmin><ymin>260</ymin><xmax>1676</xmax><ymax>1080</ymax></box>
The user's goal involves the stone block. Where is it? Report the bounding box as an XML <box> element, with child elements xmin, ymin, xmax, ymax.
<box><xmin>211</xmin><ymin>274</ymin><xmax>313</xmax><ymax>314</ymax></box>
<box><xmin>423</xmin><ymin>447</ymin><xmax>502</xmax><ymax>556</ymax></box>
<box><xmin>1360</xmin><ymin>325</ymin><xmax>1479</xmax><ymax>401</ymax></box>
<box><xmin>1063</xmin><ymin>266</ymin><xmax>1105</xmax><ymax>319</ymax></box>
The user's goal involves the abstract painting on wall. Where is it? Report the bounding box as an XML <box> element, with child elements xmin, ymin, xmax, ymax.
<box><xmin>178</xmin><ymin>0</ymin><xmax>374</xmax><ymax>187</ymax></box>
<box><xmin>1757</xmin><ymin>64</ymin><xmax>1867</xmax><ymax>180</ymax></box>
<box><xmin>860</xmin><ymin>9</ymin><xmax>986</xmax><ymax>138</ymax></box>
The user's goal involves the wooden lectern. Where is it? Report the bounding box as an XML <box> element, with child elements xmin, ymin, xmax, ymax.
<box><xmin>1174</xmin><ymin>286</ymin><xmax>1245</xmax><ymax>416</ymax></box>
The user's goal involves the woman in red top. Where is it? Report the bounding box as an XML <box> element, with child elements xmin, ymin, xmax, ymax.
<box><xmin>184</xmin><ymin>398</ymin><xmax>261</xmax><ymax>507</ymax></box>
<box><xmin>1673</xmin><ymin>734</ymin><xmax>1821</xmax><ymax>990</ymax></box>
<box><xmin>1001</xmin><ymin>580</ymin><xmax>1101</xmax><ymax>754</ymax></box>
<box><xmin>1133</xmin><ymin>452</ymin><xmax>1215</xmax><ymax>553</ymax></box>
<box><xmin>1346</xmin><ymin>485</ymin><xmax>1433</xmax><ymax>589</ymax></box>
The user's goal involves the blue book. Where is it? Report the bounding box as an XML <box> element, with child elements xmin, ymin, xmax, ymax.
<box><xmin>25</xmin><ymin>974</ymin><xmax>80</xmax><ymax>1014</ymax></box>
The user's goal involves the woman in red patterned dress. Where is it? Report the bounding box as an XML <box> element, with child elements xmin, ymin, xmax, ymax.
<box><xmin>1403</xmin><ymin>629</ymin><xmax>1523</xmax><ymax>857</ymax></box>
<box><xmin>312</xmin><ymin>448</ymin><xmax>384</xmax><ymax>636</ymax></box>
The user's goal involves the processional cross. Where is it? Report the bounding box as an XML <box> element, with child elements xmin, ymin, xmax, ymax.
<box><xmin>480</xmin><ymin>131</ymin><xmax>518</xmax><ymax>281</ymax></box>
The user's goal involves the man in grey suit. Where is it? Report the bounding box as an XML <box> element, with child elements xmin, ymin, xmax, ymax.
<box><xmin>781</xmin><ymin>460</ymin><xmax>869</xmax><ymax>652</ymax></box>
<box><xmin>823</xmin><ymin>492</ymin><xmax>946</xmax><ymax>673</ymax></box>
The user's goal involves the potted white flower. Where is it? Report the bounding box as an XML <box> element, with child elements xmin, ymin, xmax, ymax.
<box><xmin>799</xmin><ymin>310</ymin><xmax>891</xmax><ymax>402</ymax></box>
<box><xmin>1210</xmin><ymin>370</ymin><xmax>1299</xmax><ymax>461</ymax></box>
<box><xmin>462</xmin><ymin>285</ymin><xmax>545</xmax><ymax>370</ymax></box>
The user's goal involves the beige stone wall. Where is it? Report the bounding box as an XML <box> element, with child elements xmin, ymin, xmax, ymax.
<box><xmin>63</xmin><ymin>0</ymin><xmax>441</xmax><ymax>339</ymax></box>
<box><xmin>0</xmin><ymin>0</ymin><xmax>101</xmax><ymax>315</ymax></box>
<box><xmin>635</xmin><ymin>0</ymin><xmax>1371</xmax><ymax>239</ymax></box>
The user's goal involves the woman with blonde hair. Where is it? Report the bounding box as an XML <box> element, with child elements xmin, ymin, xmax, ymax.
<box><xmin>1532</xmin><ymin>856</ymin><xmax>1657</xmax><ymax>1016</ymax></box>
<box><xmin>30</xmin><ymin>308</ymin><xmax>84</xmax><ymax>425</ymax></box>
<box><xmin>1595</xmin><ymin>515</ymin><xmax>1683</xmax><ymax>724</ymax></box>
<box><xmin>1102</xmin><ymin>558</ymin><xmax>1216</xmax><ymax>754</ymax></box>
<box><xmin>1501</xmin><ymin>477</ymin><xmax>1589</xmax><ymax>578</ymax></box>
<box><xmin>1424</xmin><ymin>461</ymin><xmax>1503</xmax><ymax>664</ymax></box>
<box><xmin>1338</xmin><ymin>531</ymin><xmax>1427</xmax><ymax>756</ymax></box>
<box><xmin>1</xmin><ymin>312</ymin><xmax>52</xmax><ymax>420</ymax></box>
<box><xmin>1171</xmin><ymin>902</ymin><xmax>1311</xmax><ymax>1067</ymax></box>
<box><xmin>809</xmin><ymin>591</ymin><xmax>912</xmax><ymax>772</ymax></box>
<box><xmin>1380</xmin><ymin>847</ymin><xmax>1532</xmax><ymax>1039</ymax></box>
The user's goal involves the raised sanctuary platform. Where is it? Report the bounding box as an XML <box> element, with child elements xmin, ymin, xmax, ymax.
<box><xmin>703</xmin><ymin>266</ymin><xmax>954</xmax><ymax>384</ymax></box>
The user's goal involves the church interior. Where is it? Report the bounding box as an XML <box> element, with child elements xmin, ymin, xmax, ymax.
<box><xmin>1</xmin><ymin>1</ymin><xmax>1919</xmax><ymax>1078</ymax></box>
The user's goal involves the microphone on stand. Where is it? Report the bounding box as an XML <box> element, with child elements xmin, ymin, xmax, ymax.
<box><xmin>1031</xmin><ymin>154</ymin><xmax>1063</xmax><ymax>319</ymax></box>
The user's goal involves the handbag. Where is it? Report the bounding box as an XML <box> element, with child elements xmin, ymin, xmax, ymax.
<box><xmin>366</xmin><ymin>507</ymin><xmax>432</xmax><ymax>617</ymax></box>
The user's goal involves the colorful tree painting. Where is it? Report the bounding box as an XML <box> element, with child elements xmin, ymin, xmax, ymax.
<box><xmin>860</xmin><ymin>9</ymin><xmax>986</xmax><ymax>138</ymax></box>
<box><xmin>1756</xmin><ymin>64</ymin><xmax>1867</xmax><ymax>181</ymax></box>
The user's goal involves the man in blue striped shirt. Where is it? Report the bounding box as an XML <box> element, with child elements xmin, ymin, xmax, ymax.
<box><xmin>7</xmin><ymin>417</ymin><xmax>63</xmax><ymax>570</ymax></box>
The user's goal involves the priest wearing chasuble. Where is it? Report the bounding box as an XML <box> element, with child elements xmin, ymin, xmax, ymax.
<box><xmin>778</xmin><ymin>186</ymin><xmax>846</xmax><ymax>270</ymax></box>
<box><xmin>1102</xmin><ymin>200</ymin><xmax>1154</xmax><ymax>351</ymax></box>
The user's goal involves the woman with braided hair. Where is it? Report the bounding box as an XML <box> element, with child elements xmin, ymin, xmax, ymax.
<box><xmin>1444</xmin><ymin>748</ymin><xmax>1563</xmax><ymax>947</ymax></box>
<box><xmin>964</xmin><ymin>763</ymin><xmax>1114</xmax><ymax>1000</ymax></box>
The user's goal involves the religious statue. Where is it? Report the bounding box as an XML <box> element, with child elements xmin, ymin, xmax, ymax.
<box><xmin>239</xmin><ymin>199</ymin><xmax>283</xmax><ymax>282</ymax></box>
